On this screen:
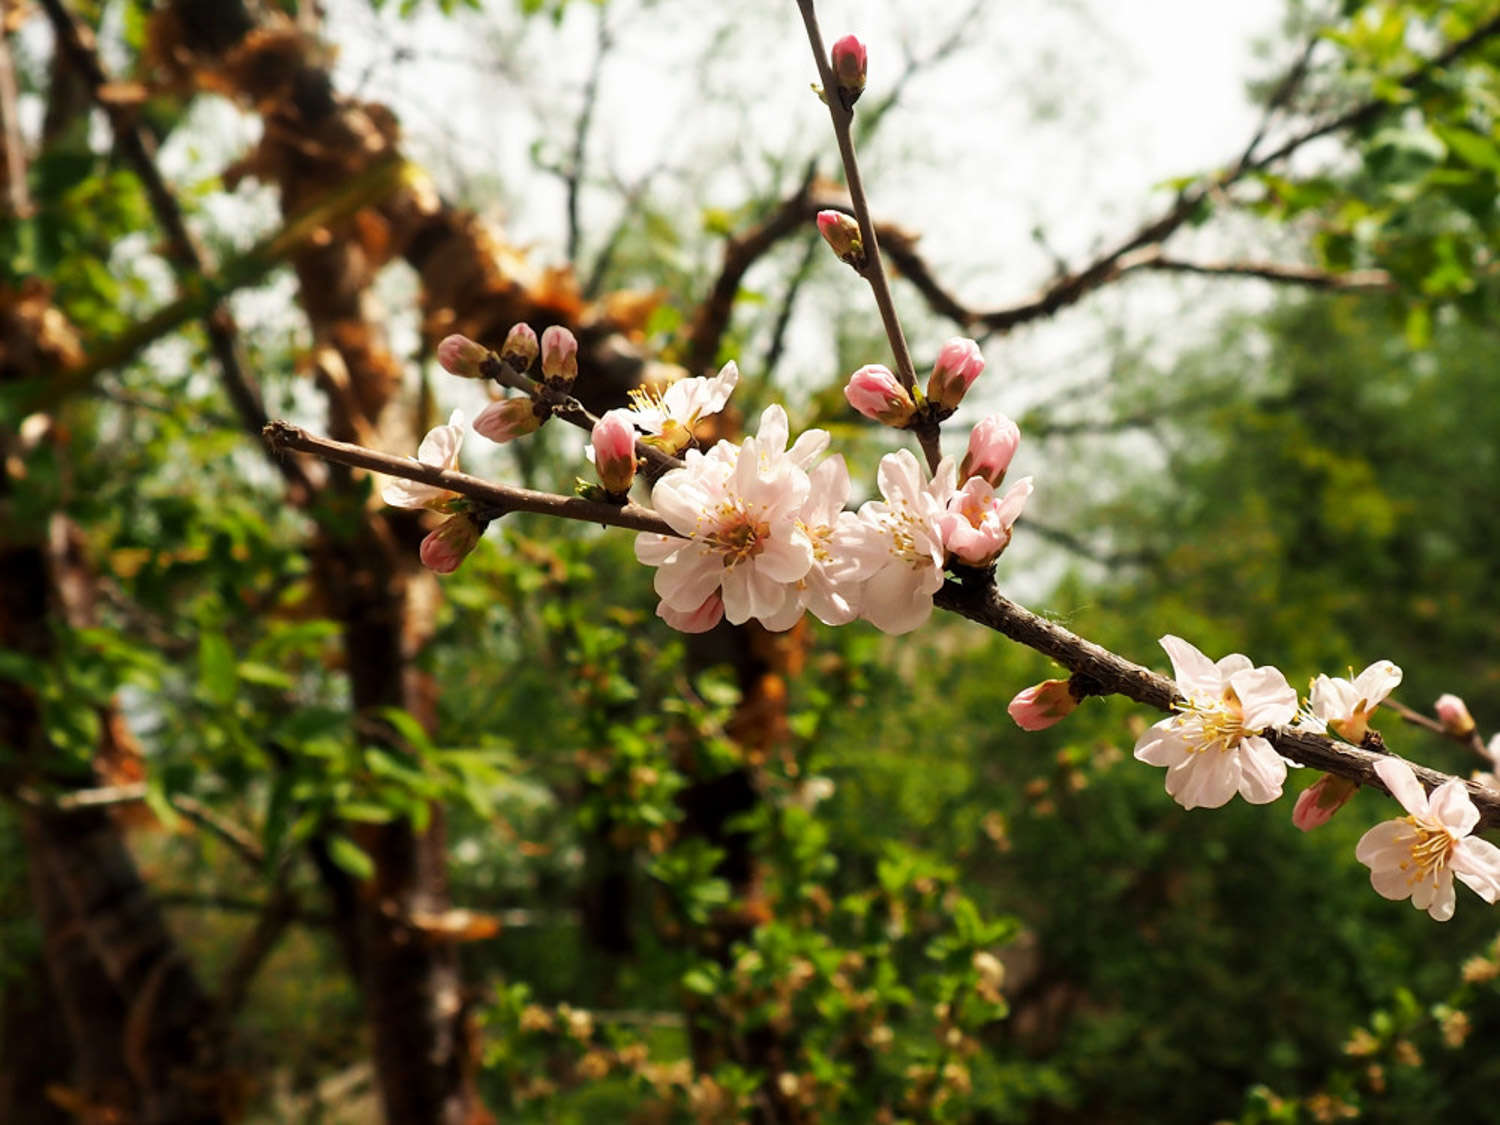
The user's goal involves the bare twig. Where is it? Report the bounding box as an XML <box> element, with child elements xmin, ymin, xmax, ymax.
<box><xmin>217</xmin><ymin>875</ymin><xmax>299</xmax><ymax>1019</ymax></box>
<box><xmin>565</xmin><ymin>5</ymin><xmax>613</xmax><ymax>266</ymax></box>
<box><xmin>0</xmin><ymin>26</ymin><xmax>31</xmax><ymax>218</ymax></box>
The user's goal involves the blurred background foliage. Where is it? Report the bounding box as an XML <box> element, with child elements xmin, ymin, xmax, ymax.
<box><xmin>4</xmin><ymin>0</ymin><xmax>1500</xmax><ymax>1122</ymax></box>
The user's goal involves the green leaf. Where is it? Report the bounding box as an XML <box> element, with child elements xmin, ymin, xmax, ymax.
<box><xmin>197</xmin><ymin>632</ymin><xmax>236</xmax><ymax>705</ymax></box>
<box><xmin>326</xmin><ymin>834</ymin><xmax>375</xmax><ymax>881</ymax></box>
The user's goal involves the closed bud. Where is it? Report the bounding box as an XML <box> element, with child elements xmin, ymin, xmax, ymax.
<box><xmin>844</xmin><ymin>364</ymin><xmax>915</xmax><ymax>427</ymax></box>
<box><xmin>830</xmin><ymin>34</ymin><xmax>867</xmax><ymax>110</ymax></box>
<box><xmin>591</xmin><ymin>408</ymin><xmax>638</xmax><ymax>496</ymax></box>
<box><xmin>501</xmin><ymin>322</ymin><xmax>539</xmax><ymax>372</ymax></box>
<box><xmin>473</xmin><ymin>397</ymin><xmax>544</xmax><ymax>443</ymax></box>
<box><xmin>420</xmin><ymin>513</ymin><xmax>481</xmax><ymax>574</ymax></box>
<box><xmin>1292</xmin><ymin>774</ymin><xmax>1358</xmax><ymax>831</ymax></box>
<box><xmin>926</xmin><ymin>337</ymin><xmax>985</xmax><ymax>411</ymax></box>
<box><xmin>1436</xmin><ymin>693</ymin><xmax>1476</xmax><ymax>736</ymax></box>
<box><xmin>436</xmin><ymin>334</ymin><xmax>489</xmax><ymax>379</ymax></box>
<box><xmin>959</xmin><ymin>414</ymin><xmax>1021</xmax><ymax>488</ymax></box>
<box><xmin>816</xmin><ymin>210</ymin><xmax>864</xmax><ymax>268</ymax></box>
<box><xmin>540</xmin><ymin>325</ymin><xmax>579</xmax><ymax>387</ymax></box>
<box><xmin>1007</xmin><ymin>679</ymin><xmax>1077</xmax><ymax>731</ymax></box>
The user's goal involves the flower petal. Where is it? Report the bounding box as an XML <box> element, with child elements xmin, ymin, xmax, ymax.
<box><xmin>1235</xmin><ymin>736</ymin><xmax>1287</xmax><ymax>804</ymax></box>
<box><xmin>1373</xmin><ymin>757</ymin><xmax>1430</xmax><ymax>818</ymax></box>
<box><xmin>1158</xmin><ymin>635</ymin><xmax>1220</xmax><ymax>697</ymax></box>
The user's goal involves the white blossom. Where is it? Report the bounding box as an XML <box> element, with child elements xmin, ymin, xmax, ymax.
<box><xmin>382</xmin><ymin>409</ymin><xmax>465</xmax><ymax>509</ymax></box>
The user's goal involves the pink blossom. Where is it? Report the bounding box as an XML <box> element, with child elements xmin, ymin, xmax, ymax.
<box><xmin>835</xmin><ymin>450</ymin><xmax>955</xmax><ymax>635</ymax></box>
<box><xmin>939</xmin><ymin>476</ymin><xmax>1032</xmax><ymax>567</ymax></box>
<box><xmin>1356</xmin><ymin>757</ymin><xmax>1500</xmax><ymax>921</ymax></box>
<box><xmin>540</xmin><ymin>325</ymin><xmax>579</xmax><ymax>385</ymax></box>
<box><xmin>626</xmin><ymin>361</ymin><xmax>739</xmax><ymax>455</ymax></box>
<box><xmin>1007</xmin><ymin>680</ymin><xmax>1077</xmax><ymax>731</ymax></box>
<box><xmin>419</xmin><ymin>514</ymin><xmax>481</xmax><ymax>574</ymax></box>
<box><xmin>436</xmin><ymin>335</ymin><xmax>487</xmax><ymax>379</ymax></box>
<box><xmin>1307</xmin><ymin>661</ymin><xmax>1402</xmax><ymax>743</ymax></box>
<box><xmin>1133</xmin><ymin>636</ymin><xmax>1297</xmax><ymax>809</ymax></box>
<box><xmin>787</xmin><ymin>454</ymin><xmax>863</xmax><ymax>627</ymax></box>
<box><xmin>816</xmin><ymin>210</ymin><xmax>862</xmax><ymax>264</ymax></box>
<box><xmin>925</xmin><ymin>337</ymin><xmax>985</xmax><ymax>411</ymax></box>
<box><xmin>830</xmin><ymin>34</ymin><xmax>867</xmax><ymax>105</ymax></box>
<box><xmin>501</xmin><ymin>322</ymin><xmax>539</xmax><ymax>371</ymax></box>
<box><xmin>591</xmin><ymin>408</ymin><xmax>638</xmax><ymax>495</ymax></box>
<box><xmin>959</xmin><ymin>414</ymin><xmax>1021</xmax><ymax>488</ymax></box>
<box><xmin>382</xmin><ymin>409</ymin><xmax>465</xmax><ymax>510</ymax></box>
<box><xmin>1436</xmin><ymin>693</ymin><xmax>1476</xmax><ymax>736</ymax></box>
<box><xmin>1292</xmin><ymin>774</ymin><xmax>1359</xmax><ymax>831</ymax></box>
<box><xmin>657</xmin><ymin>591</ymin><xmax>724</xmax><ymax>634</ymax></box>
<box><xmin>844</xmin><ymin>364</ymin><xmax>915</xmax><ymax>427</ymax></box>
<box><xmin>473</xmin><ymin>397</ymin><xmax>544</xmax><ymax>443</ymax></box>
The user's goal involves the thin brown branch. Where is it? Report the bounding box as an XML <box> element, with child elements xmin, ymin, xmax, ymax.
<box><xmin>1127</xmin><ymin>252</ymin><xmax>1394</xmax><ymax>292</ymax></box>
<box><xmin>565</xmin><ymin>6</ymin><xmax>613</xmax><ymax>266</ymax></box>
<box><xmin>1382</xmin><ymin>697</ymin><xmax>1490</xmax><ymax>759</ymax></box>
<box><xmin>217</xmin><ymin>877</ymin><xmax>299</xmax><ymax>1019</ymax></box>
<box><xmin>0</xmin><ymin>25</ymin><xmax>31</xmax><ymax>218</ymax></box>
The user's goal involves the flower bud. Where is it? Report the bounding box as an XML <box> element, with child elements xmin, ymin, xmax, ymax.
<box><xmin>540</xmin><ymin>325</ymin><xmax>579</xmax><ymax>387</ymax></box>
<box><xmin>844</xmin><ymin>364</ymin><xmax>915</xmax><ymax>427</ymax></box>
<box><xmin>830</xmin><ymin>34</ymin><xmax>866</xmax><ymax>110</ymax></box>
<box><xmin>1436</xmin><ymin>693</ymin><xmax>1476</xmax><ymax>736</ymax></box>
<box><xmin>959</xmin><ymin>414</ymin><xmax>1021</xmax><ymax>488</ymax></box>
<box><xmin>419</xmin><ymin>513</ymin><xmax>481</xmax><ymax>574</ymax></box>
<box><xmin>1291</xmin><ymin>774</ymin><xmax>1358</xmax><ymax>831</ymax></box>
<box><xmin>1007</xmin><ymin>679</ymin><xmax>1077</xmax><ymax>731</ymax></box>
<box><xmin>501</xmin><ymin>322</ymin><xmax>539</xmax><ymax>372</ymax></box>
<box><xmin>926</xmin><ymin>337</ymin><xmax>985</xmax><ymax>411</ymax></box>
<box><xmin>436</xmin><ymin>334</ymin><xmax>488</xmax><ymax>379</ymax></box>
<box><xmin>816</xmin><ymin>210</ymin><xmax>864</xmax><ymax>268</ymax></box>
<box><xmin>473</xmin><ymin>397</ymin><xmax>544</xmax><ymax>443</ymax></box>
<box><xmin>591</xmin><ymin>408</ymin><xmax>638</xmax><ymax>496</ymax></box>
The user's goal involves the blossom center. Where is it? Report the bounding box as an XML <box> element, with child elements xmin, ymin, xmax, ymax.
<box><xmin>704</xmin><ymin>504</ymin><xmax>769</xmax><ymax>567</ymax></box>
<box><xmin>1398</xmin><ymin>817</ymin><xmax>1455</xmax><ymax>888</ymax></box>
<box><xmin>882</xmin><ymin>501</ymin><xmax>928</xmax><ymax>568</ymax></box>
<box><xmin>1171</xmin><ymin>692</ymin><xmax>1247</xmax><ymax>755</ymax></box>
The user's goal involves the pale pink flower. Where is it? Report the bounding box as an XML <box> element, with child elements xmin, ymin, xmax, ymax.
<box><xmin>742</xmin><ymin>404</ymin><xmax>831</xmax><ymax>477</ymax></box>
<box><xmin>383</xmin><ymin>409</ymin><xmax>465</xmax><ymax>509</ymax></box>
<box><xmin>1307</xmin><ymin>661</ymin><xmax>1402</xmax><ymax>743</ymax></box>
<box><xmin>1292</xmin><ymin>774</ymin><xmax>1359</xmax><ymax>831</ymax></box>
<box><xmin>1133</xmin><ymin>636</ymin><xmax>1297</xmax><ymax>809</ymax></box>
<box><xmin>419</xmin><ymin>513</ymin><xmax>481</xmax><ymax>574</ymax></box>
<box><xmin>788</xmin><ymin>455</ymin><xmax>863</xmax><ymax>627</ymax></box>
<box><xmin>500</xmin><ymin>322</ymin><xmax>539</xmax><ymax>371</ymax></box>
<box><xmin>925</xmin><ymin>337</ymin><xmax>985</xmax><ymax>411</ymax></box>
<box><xmin>1356</xmin><ymin>757</ymin><xmax>1500</xmax><ymax>921</ymax></box>
<box><xmin>939</xmin><ymin>476</ymin><xmax>1032</xmax><ymax>567</ymax></box>
<box><xmin>626</xmin><ymin>361</ymin><xmax>739</xmax><ymax>454</ymax></box>
<box><xmin>1008</xmin><ymin>679</ymin><xmax>1077</xmax><ymax>731</ymax></box>
<box><xmin>1436</xmin><ymin>693</ymin><xmax>1476</xmax><ymax>736</ymax></box>
<box><xmin>634</xmin><ymin>426</ymin><xmax>813</xmax><ymax>629</ymax></box>
<box><xmin>436</xmin><ymin>335</ymin><xmax>487</xmax><ymax>379</ymax></box>
<box><xmin>844</xmin><ymin>364</ymin><xmax>916</xmax><ymax>427</ymax></box>
<box><xmin>656</xmin><ymin>590</ymin><xmax>724</xmax><ymax>634</ymax></box>
<box><xmin>591</xmin><ymin>408</ymin><xmax>638</xmax><ymax>495</ymax></box>
<box><xmin>959</xmin><ymin>414</ymin><xmax>1021</xmax><ymax>488</ymax></box>
<box><xmin>540</xmin><ymin>325</ymin><xmax>579</xmax><ymax>385</ymax></box>
<box><xmin>473</xmin><ymin>397</ymin><xmax>544</xmax><ymax>443</ymax></box>
<box><xmin>837</xmin><ymin>450</ymin><xmax>956</xmax><ymax>635</ymax></box>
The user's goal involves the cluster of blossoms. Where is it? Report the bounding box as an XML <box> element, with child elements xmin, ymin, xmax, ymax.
<box><xmin>385</xmin><ymin>319</ymin><xmax>1031</xmax><ymax>637</ymax></box>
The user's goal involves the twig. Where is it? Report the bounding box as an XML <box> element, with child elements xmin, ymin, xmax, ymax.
<box><xmin>217</xmin><ymin>875</ymin><xmax>299</xmax><ymax>1019</ymax></box>
<box><xmin>1382</xmin><ymin>697</ymin><xmax>1490</xmax><ymax>759</ymax></box>
<box><xmin>564</xmin><ymin>5</ymin><xmax>613</xmax><ymax>266</ymax></box>
<box><xmin>282</xmin><ymin>422</ymin><xmax>1500</xmax><ymax>828</ymax></box>
<box><xmin>0</xmin><ymin>26</ymin><xmax>30</xmax><ymax>218</ymax></box>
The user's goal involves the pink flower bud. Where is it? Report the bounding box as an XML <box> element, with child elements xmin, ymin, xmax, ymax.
<box><xmin>501</xmin><ymin>322</ymin><xmax>539</xmax><ymax>372</ymax></box>
<box><xmin>591</xmin><ymin>408</ymin><xmax>638</xmax><ymax>496</ymax></box>
<box><xmin>436</xmin><ymin>334</ymin><xmax>488</xmax><ymax>379</ymax></box>
<box><xmin>1007</xmin><ymin>679</ymin><xmax>1077</xmax><ymax>731</ymax></box>
<box><xmin>816</xmin><ymin>210</ymin><xmax>864</xmax><ymax>267</ymax></box>
<box><xmin>1291</xmin><ymin>774</ymin><xmax>1359</xmax><ymax>832</ymax></box>
<box><xmin>925</xmin><ymin>337</ymin><xmax>985</xmax><ymax>411</ymax></box>
<box><xmin>657</xmin><ymin>591</ymin><xmax>724</xmax><ymax>634</ymax></box>
<box><xmin>473</xmin><ymin>397</ymin><xmax>544</xmax><ymax>443</ymax></box>
<box><xmin>844</xmin><ymin>364</ymin><xmax>915</xmax><ymax>427</ymax></box>
<box><xmin>1436</xmin><ymin>693</ymin><xmax>1476</xmax><ymax>736</ymax></box>
<box><xmin>959</xmin><ymin>414</ymin><xmax>1021</xmax><ymax>488</ymax></box>
<box><xmin>941</xmin><ymin>476</ymin><xmax>1032</xmax><ymax>567</ymax></box>
<box><xmin>540</xmin><ymin>325</ymin><xmax>579</xmax><ymax>387</ymax></box>
<box><xmin>830</xmin><ymin>34</ymin><xmax>867</xmax><ymax>109</ymax></box>
<box><xmin>419</xmin><ymin>514</ymin><xmax>481</xmax><ymax>574</ymax></box>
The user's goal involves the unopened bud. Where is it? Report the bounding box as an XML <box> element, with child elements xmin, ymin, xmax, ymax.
<box><xmin>419</xmin><ymin>513</ymin><xmax>481</xmax><ymax>574</ymax></box>
<box><xmin>816</xmin><ymin>210</ymin><xmax>864</xmax><ymax>269</ymax></box>
<box><xmin>540</xmin><ymin>325</ymin><xmax>579</xmax><ymax>387</ymax></box>
<box><xmin>844</xmin><ymin>364</ymin><xmax>915</xmax><ymax>427</ymax></box>
<box><xmin>959</xmin><ymin>414</ymin><xmax>1020</xmax><ymax>488</ymax></box>
<box><xmin>1436</xmin><ymin>694</ymin><xmax>1476</xmax><ymax>736</ymax></box>
<box><xmin>1006</xmin><ymin>679</ymin><xmax>1077</xmax><ymax>731</ymax></box>
<box><xmin>926</xmin><ymin>337</ymin><xmax>985</xmax><ymax>411</ymax></box>
<box><xmin>501</xmin><ymin>322</ymin><xmax>539</xmax><ymax>372</ymax></box>
<box><xmin>591</xmin><ymin>408</ymin><xmax>638</xmax><ymax>496</ymax></box>
<box><xmin>473</xmin><ymin>397</ymin><xmax>544</xmax><ymax>443</ymax></box>
<box><xmin>436</xmin><ymin>334</ymin><xmax>488</xmax><ymax>379</ymax></box>
<box><xmin>830</xmin><ymin>34</ymin><xmax>867</xmax><ymax>111</ymax></box>
<box><xmin>1292</xmin><ymin>774</ymin><xmax>1358</xmax><ymax>831</ymax></box>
